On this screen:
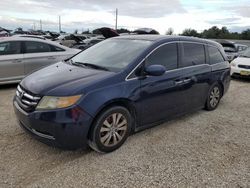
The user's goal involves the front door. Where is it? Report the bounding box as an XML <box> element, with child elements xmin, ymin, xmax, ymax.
<box><xmin>23</xmin><ymin>41</ymin><xmax>58</xmax><ymax>74</ymax></box>
<box><xmin>0</xmin><ymin>41</ymin><xmax>24</xmax><ymax>82</ymax></box>
<box><xmin>136</xmin><ymin>42</ymin><xmax>191</xmax><ymax>126</ymax></box>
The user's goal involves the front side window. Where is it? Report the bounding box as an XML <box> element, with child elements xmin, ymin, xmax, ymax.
<box><xmin>145</xmin><ymin>43</ymin><xmax>178</xmax><ymax>71</ymax></box>
<box><xmin>208</xmin><ymin>46</ymin><xmax>225</xmax><ymax>64</ymax></box>
<box><xmin>0</xmin><ymin>41</ymin><xmax>21</xmax><ymax>55</ymax></box>
<box><xmin>25</xmin><ymin>41</ymin><xmax>51</xmax><ymax>53</ymax></box>
<box><xmin>181</xmin><ymin>43</ymin><xmax>206</xmax><ymax>67</ymax></box>
<box><xmin>72</xmin><ymin>39</ymin><xmax>152</xmax><ymax>72</ymax></box>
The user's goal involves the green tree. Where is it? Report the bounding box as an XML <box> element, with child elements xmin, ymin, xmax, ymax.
<box><xmin>166</xmin><ymin>28</ymin><xmax>174</xmax><ymax>35</ymax></box>
<box><xmin>202</xmin><ymin>26</ymin><xmax>221</xmax><ymax>38</ymax></box>
<box><xmin>116</xmin><ymin>28</ymin><xmax>131</xmax><ymax>34</ymax></box>
<box><xmin>181</xmin><ymin>28</ymin><xmax>200</xmax><ymax>37</ymax></box>
<box><xmin>241</xmin><ymin>29</ymin><xmax>250</xmax><ymax>40</ymax></box>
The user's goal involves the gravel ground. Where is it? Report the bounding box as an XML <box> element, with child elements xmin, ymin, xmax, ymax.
<box><xmin>0</xmin><ymin>79</ymin><xmax>249</xmax><ymax>188</ymax></box>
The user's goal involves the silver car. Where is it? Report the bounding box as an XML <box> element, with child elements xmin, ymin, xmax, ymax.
<box><xmin>0</xmin><ymin>37</ymin><xmax>81</xmax><ymax>85</ymax></box>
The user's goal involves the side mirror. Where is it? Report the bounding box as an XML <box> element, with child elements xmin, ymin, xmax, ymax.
<box><xmin>144</xmin><ymin>65</ymin><xmax>166</xmax><ymax>76</ymax></box>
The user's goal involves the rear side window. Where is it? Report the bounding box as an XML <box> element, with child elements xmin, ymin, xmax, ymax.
<box><xmin>50</xmin><ymin>45</ymin><xmax>65</xmax><ymax>52</ymax></box>
<box><xmin>146</xmin><ymin>43</ymin><xmax>178</xmax><ymax>71</ymax></box>
<box><xmin>181</xmin><ymin>43</ymin><xmax>206</xmax><ymax>67</ymax></box>
<box><xmin>208</xmin><ymin>46</ymin><xmax>225</xmax><ymax>64</ymax></box>
<box><xmin>0</xmin><ymin>41</ymin><xmax>21</xmax><ymax>55</ymax></box>
<box><xmin>25</xmin><ymin>41</ymin><xmax>51</xmax><ymax>53</ymax></box>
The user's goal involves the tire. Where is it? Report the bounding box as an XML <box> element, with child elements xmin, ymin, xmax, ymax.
<box><xmin>205</xmin><ymin>83</ymin><xmax>222</xmax><ymax>111</ymax></box>
<box><xmin>88</xmin><ymin>106</ymin><xmax>132</xmax><ymax>153</ymax></box>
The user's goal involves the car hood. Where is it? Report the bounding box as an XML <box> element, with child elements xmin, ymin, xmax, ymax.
<box><xmin>20</xmin><ymin>62</ymin><xmax>115</xmax><ymax>96</ymax></box>
<box><xmin>233</xmin><ymin>57</ymin><xmax>250</xmax><ymax>65</ymax></box>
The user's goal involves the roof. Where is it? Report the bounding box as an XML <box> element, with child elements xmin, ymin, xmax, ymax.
<box><xmin>115</xmin><ymin>34</ymin><xmax>175</xmax><ymax>41</ymax></box>
<box><xmin>0</xmin><ymin>27</ymin><xmax>11</xmax><ymax>32</ymax></box>
<box><xmin>115</xmin><ymin>34</ymin><xmax>222</xmax><ymax>48</ymax></box>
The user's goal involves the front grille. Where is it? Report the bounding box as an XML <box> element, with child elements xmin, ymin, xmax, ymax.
<box><xmin>16</xmin><ymin>85</ymin><xmax>41</xmax><ymax>112</ymax></box>
<box><xmin>238</xmin><ymin>64</ymin><xmax>250</xmax><ymax>69</ymax></box>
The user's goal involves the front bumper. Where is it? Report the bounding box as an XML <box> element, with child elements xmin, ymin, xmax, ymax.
<box><xmin>13</xmin><ymin>100</ymin><xmax>93</xmax><ymax>150</ymax></box>
<box><xmin>231</xmin><ymin>66</ymin><xmax>250</xmax><ymax>78</ymax></box>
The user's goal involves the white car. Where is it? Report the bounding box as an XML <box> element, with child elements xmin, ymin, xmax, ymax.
<box><xmin>0</xmin><ymin>37</ymin><xmax>81</xmax><ymax>85</ymax></box>
<box><xmin>231</xmin><ymin>47</ymin><xmax>250</xmax><ymax>77</ymax></box>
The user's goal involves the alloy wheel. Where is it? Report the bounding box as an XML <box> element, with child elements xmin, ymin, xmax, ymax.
<box><xmin>99</xmin><ymin>113</ymin><xmax>128</xmax><ymax>147</ymax></box>
<box><xmin>209</xmin><ymin>86</ymin><xmax>220</xmax><ymax>108</ymax></box>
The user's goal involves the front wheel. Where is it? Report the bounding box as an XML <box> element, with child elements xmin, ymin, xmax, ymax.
<box><xmin>88</xmin><ymin>106</ymin><xmax>132</xmax><ymax>153</ymax></box>
<box><xmin>205</xmin><ymin>83</ymin><xmax>222</xmax><ymax>111</ymax></box>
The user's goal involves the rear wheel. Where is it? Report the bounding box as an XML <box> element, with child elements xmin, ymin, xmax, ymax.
<box><xmin>205</xmin><ymin>83</ymin><xmax>222</xmax><ymax>111</ymax></box>
<box><xmin>88</xmin><ymin>106</ymin><xmax>132</xmax><ymax>153</ymax></box>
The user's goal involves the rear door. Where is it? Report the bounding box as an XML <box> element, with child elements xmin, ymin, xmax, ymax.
<box><xmin>23</xmin><ymin>41</ymin><xmax>65</xmax><ymax>74</ymax></box>
<box><xmin>179</xmin><ymin>42</ymin><xmax>211</xmax><ymax>111</ymax></box>
<box><xmin>0</xmin><ymin>41</ymin><xmax>24</xmax><ymax>82</ymax></box>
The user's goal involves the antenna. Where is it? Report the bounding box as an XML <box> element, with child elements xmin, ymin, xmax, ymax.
<box><xmin>40</xmin><ymin>19</ymin><xmax>42</xmax><ymax>31</ymax></box>
<box><xmin>59</xmin><ymin>16</ymin><xmax>61</xmax><ymax>33</ymax></box>
<box><xmin>115</xmin><ymin>8</ymin><xmax>118</xmax><ymax>30</ymax></box>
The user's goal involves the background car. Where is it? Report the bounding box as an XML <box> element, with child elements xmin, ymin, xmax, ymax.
<box><xmin>236</xmin><ymin>44</ymin><xmax>248</xmax><ymax>55</ymax></box>
<box><xmin>216</xmin><ymin>40</ymin><xmax>248</xmax><ymax>62</ymax></box>
<box><xmin>231</xmin><ymin>47</ymin><xmax>250</xmax><ymax>78</ymax></box>
<box><xmin>56</xmin><ymin>34</ymin><xmax>89</xmax><ymax>47</ymax></box>
<box><xmin>71</xmin><ymin>27</ymin><xmax>118</xmax><ymax>50</ymax></box>
<box><xmin>14</xmin><ymin>34</ymin><xmax>47</xmax><ymax>40</ymax></box>
<box><xmin>0</xmin><ymin>37</ymin><xmax>81</xmax><ymax>85</ymax></box>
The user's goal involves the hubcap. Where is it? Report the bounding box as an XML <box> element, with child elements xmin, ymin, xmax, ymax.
<box><xmin>100</xmin><ymin>113</ymin><xmax>128</xmax><ymax>147</ymax></box>
<box><xmin>209</xmin><ymin>86</ymin><xmax>220</xmax><ymax>108</ymax></box>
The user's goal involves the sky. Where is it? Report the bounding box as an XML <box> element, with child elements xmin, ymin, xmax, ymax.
<box><xmin>0</xmin><ymin>0</ymin><xmax>250</xmax><ymax>34</ymax></box>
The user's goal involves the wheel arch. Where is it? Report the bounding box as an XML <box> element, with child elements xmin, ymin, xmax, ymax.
<box><xmin>87</xmin><ymin>98</ymin><xmax>137</xmax><ymax>139</ymax></box>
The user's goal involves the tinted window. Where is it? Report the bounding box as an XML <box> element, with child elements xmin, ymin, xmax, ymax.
<box><xmin>0</xmin><ymin>41</ymin><xmax>21</xmax><ymax>55</ymax></box>
<box><xmin>90</xmin><ymin>40</ymin><xmax>102</xmax><ymax>45</ymax></box>
<box><xmin>25</xmin><ymin>41</ymin><xmax>51</xmax><ymax>53</ymax></box>
<box><xmin>50</xmin><ymin>45</ymin><xmax>65</xmax><ymax>52</ymax></box>
<box><xmin>146</xmin><ymin>43</ymin><xmax>178</xmax><ymax>70</ymax></box>
<box><xmin>208</xmin><ymin>46</ymin><xmax>225</xmax><ymax>64</ymax></box>
<box><xmin>181</xmin><ymin>43</ymin><xmax>205</xmax><ymax>67</ymax></box>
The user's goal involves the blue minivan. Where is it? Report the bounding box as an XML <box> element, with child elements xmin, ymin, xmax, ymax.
<box><xmin>13</xmin><ymin>35</ymin><xmax>230</xmax><ymax>153</ymax></box>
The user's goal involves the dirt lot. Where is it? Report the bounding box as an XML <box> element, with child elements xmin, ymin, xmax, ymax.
<box><xmin>0</xmin><ymin>79</ymin><xmax>249</xmax><ymax>188</ymax></box>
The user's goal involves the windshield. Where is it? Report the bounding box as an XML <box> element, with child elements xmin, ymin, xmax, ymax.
<box><xmin>71</xmin><ymin>39</ymin><xmax>152</xmax><ymax>72</ymax></box>
<box><xmin>241</xmin><ymin>48</ymin><xmax>250</xmax><ymax>58</ymax></box>
<box><xmin>223</xmin><ymin>46</ymin><xmax>237</xmax><ymax>53</ymax></box>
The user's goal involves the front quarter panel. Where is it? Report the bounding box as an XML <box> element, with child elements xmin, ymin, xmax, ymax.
<box><xmin>78</xmin><ymin>79</ymin><xmax>141</xmax><ymax>118</ymax></box>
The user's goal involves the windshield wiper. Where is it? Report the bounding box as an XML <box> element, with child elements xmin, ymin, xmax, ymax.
<box><xmin>69</xmin><ymin>60</ymin><xmax>110</xmax><ymax>71</ymax></box>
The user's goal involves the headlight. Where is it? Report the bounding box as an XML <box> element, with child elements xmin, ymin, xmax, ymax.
<box><xmin>36</xmin><ymin>95</ymin><xmax>82</xmax><ymax>110</ymax></box>
<box><xmin>231</xmin><ymin>62</ymin><xmax>236</xmax><ymax>67</ymax></box>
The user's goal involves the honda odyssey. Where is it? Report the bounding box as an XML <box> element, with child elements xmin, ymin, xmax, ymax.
<box><xmin>13</xmin><ymin>35</ymin><xmax>231</xmax><ymax>153</ymax></box>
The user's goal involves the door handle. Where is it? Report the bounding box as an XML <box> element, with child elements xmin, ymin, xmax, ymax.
<box><xmin>12</xmin><ymin>59</ymin><xmax>22</xmax><ymax>63</ymax></box>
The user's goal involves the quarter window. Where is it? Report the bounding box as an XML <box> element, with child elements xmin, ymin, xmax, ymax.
<box><xmin>0</xmin><ymin>41</ymin><xmax>21</xmax><ymax>55</ymax></box>
<box><xmin>146</xmin><ymin>43</ymin><xmax>178</xmax><ymax>71</ymax></box>
<box><xmin>25</xmin><ymin>41</ymin><xmax>51</xmax><ymax>53</ymax></box>
<box><xmin>208</xmin><ymin>46</ymin><xmax>225</xmax><ymax>64</ymax></box>
<box><xmin>181</xmin><ymin>43</ymin><xmax>206</xmax><ymax>67</ymax></box>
